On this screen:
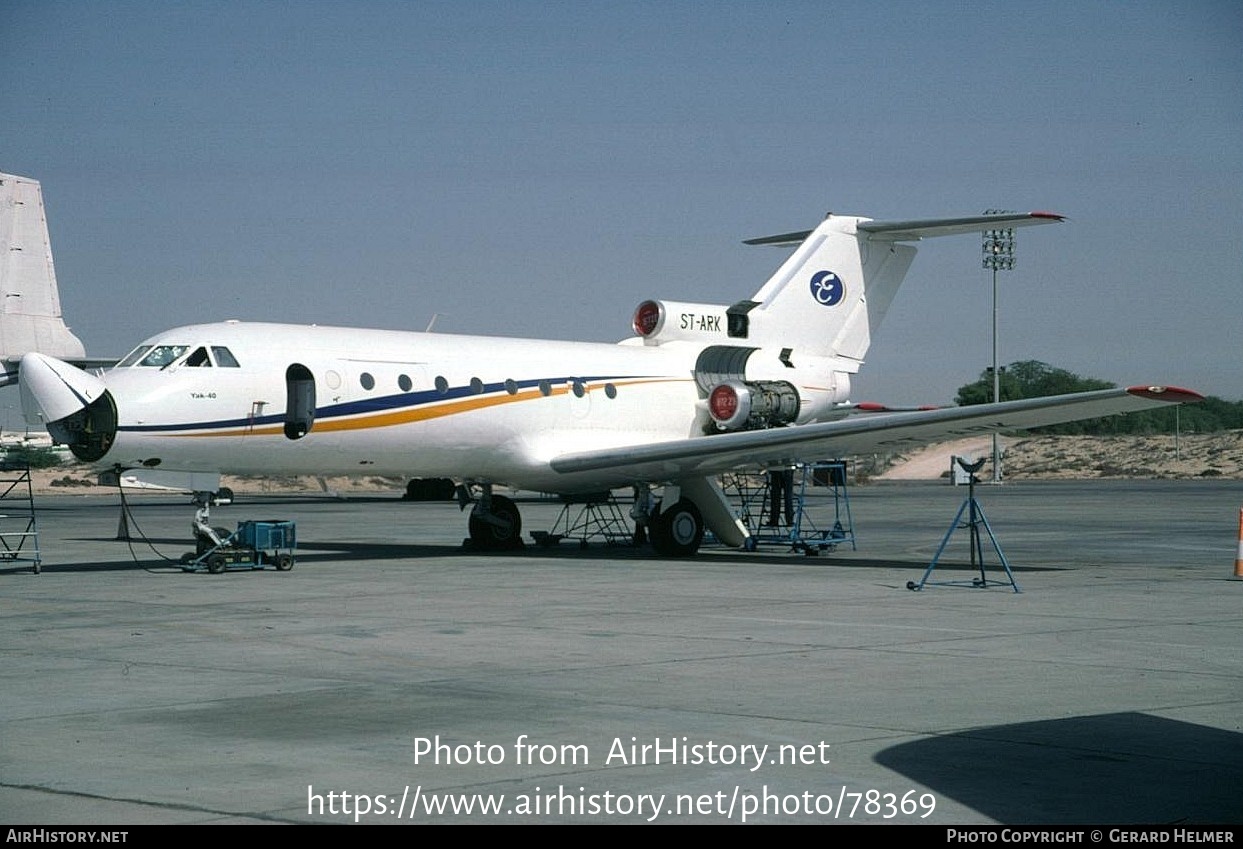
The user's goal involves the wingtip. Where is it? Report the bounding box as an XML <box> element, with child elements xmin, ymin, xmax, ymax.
<box><xmin>1125</xmin><ymin>385</ymin><xmax>1204</xmax><ymax>403</ymax></box>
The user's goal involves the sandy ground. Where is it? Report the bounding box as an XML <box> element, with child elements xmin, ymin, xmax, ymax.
<box><xmin>875</xmin><ymin>431</ymin><xmax>1243</xmax><ymax>481</ymax></box>
<box><xmin>875</xmin><ymin>437</ymin><xmax>996</xmax><ymax>481</ymax></box>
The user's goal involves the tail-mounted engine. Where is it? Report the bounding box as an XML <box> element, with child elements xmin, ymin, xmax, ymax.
<box><xmin>706</xmin><ymin>379</ymin><xmax>800</xmax><ymax>431</ymax></box>
<box><xmin>692</xmin><ymin>344</ymin><xmax>852</xmax><ymax>430</ymax></box>
<box><xmin>695</xmin><ymin>345</ymin><xmax>801</xmax><ymax>432</ymax></box>
<box><xmin>632</xmin><ymin>300</ymin><xmax>733</xmax><ymax>345</ymax></box>
<box><xmin>631</xmin><ymin>299</ymin><xmax>762</xmax><ymax>345</ymax></box>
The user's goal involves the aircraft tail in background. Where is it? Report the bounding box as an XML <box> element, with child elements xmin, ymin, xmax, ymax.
<box><xmin>0</xmin><ymin>173</ymin><xmax>87</xmax><ymax>386</ymax></box>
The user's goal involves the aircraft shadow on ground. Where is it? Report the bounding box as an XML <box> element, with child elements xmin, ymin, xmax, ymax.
<box><xmin>286</xmin><ymin>542</ymin><xmax>1067</xmax><ymax>574</ymax></box>
<box><xmin>293</xmin><ymin>540</ymin><xmax>895</xmax><ymax>566</ymax></box>
<box><xmin>3</xmin><ymin>538</ymin><xmax>1068</xmax><ymax>572</ymax></box>
<box><xmin>0</xmin><ymin>560</ymin><xmax>189</xmax><ymax>574</ymax></box>
<box><xmin>874</xmin><ymin>712</ymin><xmax>1243</xmax><ymax>823</ymax></box>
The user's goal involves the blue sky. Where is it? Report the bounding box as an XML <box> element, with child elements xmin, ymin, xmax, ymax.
<box><xmin>3</xmin><ymin>0</ymin><xmax>1240</xmax><ymax>407</ymax></box>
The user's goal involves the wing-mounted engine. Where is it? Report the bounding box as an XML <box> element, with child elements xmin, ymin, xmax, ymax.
<box><xmin>693</xmin><ymin>345</ymin><xmax>850</xmax><ymax>432</ymax></box>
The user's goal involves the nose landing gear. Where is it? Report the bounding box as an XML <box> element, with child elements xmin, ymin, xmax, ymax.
<box><xmin>183</xmin><ymin>491</ymin><xmax>296</xmax><ymax>573</ymax></box>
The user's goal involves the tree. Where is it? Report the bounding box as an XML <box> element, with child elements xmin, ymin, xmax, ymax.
<box><xmin>0</xmin><ymin>444</ymin><xmax>63</xmax><ymax>469</ymax></box>
<box><xmin>955</xmin><ymin>360</ymin><xmax>1112</xmax><ymax>407</ymax></box>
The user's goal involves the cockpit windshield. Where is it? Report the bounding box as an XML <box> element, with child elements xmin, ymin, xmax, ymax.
<box><xmin>138</xmin><ymin>345</ymin><xmax>189</xmax><ymax>367</ymax></box>
<box><xmin>116</xmin><ymin>345</ymin><xmax>153</xmax><ymax>368</ymax></box>
<box><xmin>184</xmin><ymin>347</ymin><xmax>212</xmax><ymax>367</ymax></box>
<box><xmin>117</xmin><ymin>343</ymin><xmax>241</xmax><ymax>368</ymax></box>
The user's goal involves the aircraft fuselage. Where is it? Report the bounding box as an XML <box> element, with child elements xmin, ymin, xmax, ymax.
<box><xmin>92</xmin><ymin>320</ymin><xmax>850</xmax><ymax>493</ymax></box>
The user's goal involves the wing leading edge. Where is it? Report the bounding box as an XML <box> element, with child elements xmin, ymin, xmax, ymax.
<box><xmin>550</xmin><ymin>386</ymin><xmax>1201</xmax><ymax>486</ymax></box>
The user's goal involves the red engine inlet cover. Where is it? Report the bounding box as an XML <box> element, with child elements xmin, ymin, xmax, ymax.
<box><xmin>632</xmin><ymin>300</ymin><xmax>662</xmax><ymax>337</ymax></box>
<box><xmin>709</xmin><ymin>384</ymin><xmax>739</xmax><ymax>422</ymax></box>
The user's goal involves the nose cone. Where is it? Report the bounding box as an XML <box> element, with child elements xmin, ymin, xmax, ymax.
<box><xmin>19</xmin><ymin>352</ymin><xmax>109</xmax><ymax>425</ymax></box>
<box><xmin>19</xmin><ymin>352</ymin><xmax>117</xmax><ymax>463</ymax></box>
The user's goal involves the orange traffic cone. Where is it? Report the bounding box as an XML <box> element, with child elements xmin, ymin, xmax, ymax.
<box><xmin>1235</xmin><ymin>508</ymin><xmax>1243</xmax><ymax>579</ymax></box>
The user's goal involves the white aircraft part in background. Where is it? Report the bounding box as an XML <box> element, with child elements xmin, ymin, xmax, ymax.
<box><xmin>5</xmin><ymin>172</ymin><xmax>1201</xmax><ymax>555</ymax></box>
<box><xmin>0</xmin><ymin>174</ymin><xmax>88</xmax><ymax>382</ymax></box>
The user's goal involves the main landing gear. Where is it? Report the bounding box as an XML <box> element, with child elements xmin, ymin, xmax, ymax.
<box><xmin>647</xmin><ymin>498</ymin><xmax>704</xmax><ymax>557</ymax></box>
<box><xmin>191</xmin><ymin>490</ymin><xmax>231</xmax><ymax>554</ymax></box>
<box><xmin>458</xmin><ymin>483</ymin><xmax>707</xmax><ymax>557</ymax></box>
<box><xmin>463</xmin><ymin>485</ymin><xmax>524</xmax><ymax>550</ymax></box>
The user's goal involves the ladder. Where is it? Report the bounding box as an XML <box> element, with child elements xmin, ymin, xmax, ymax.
<box><xmin>0</xmin><ymin>466</ymin><xmax>41</xmax><ymax>573</ymax></box>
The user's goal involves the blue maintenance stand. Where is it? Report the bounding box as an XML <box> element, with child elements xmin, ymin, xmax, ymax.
<box><xmin>723</xmin><ymin>462</ymin><xmax>855</xmax><ymax>555</ymax></box>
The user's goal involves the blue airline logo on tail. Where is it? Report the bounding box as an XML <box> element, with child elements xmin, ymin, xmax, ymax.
<box><xmin>809</xmin><ymin>270</ymin><xmax>845</xmax><ymax>307</ymax></box>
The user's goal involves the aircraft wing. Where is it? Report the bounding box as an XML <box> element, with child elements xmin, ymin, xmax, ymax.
<box><xmin>549</xmin><ymin>386</ymin><xmax>1201</xmax><ymax>484</ymax></box>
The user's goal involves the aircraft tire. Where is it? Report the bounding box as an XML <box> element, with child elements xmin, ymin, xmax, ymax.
<box><xmin>468</xmin><ymin>494</ymin><xmax>523</xmax><ymax>550</ymax></box>
<box><xmin>649</xmin><ymin>498</ymin><xmax>704</xmax><ymax>557</ymax></box>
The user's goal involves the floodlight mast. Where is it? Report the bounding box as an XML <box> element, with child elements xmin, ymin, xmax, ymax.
<box><xmin>982</xmin><ymin>211</ymin><xmax>1016</xmax><ymax>484</ymax></box>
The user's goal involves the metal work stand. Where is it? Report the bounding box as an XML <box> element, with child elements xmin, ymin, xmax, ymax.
<box><xmin>723</xmin><ymin>462</ymin><xmax>855</xmax><ymax>555</ymax></box>
<box><xmin>908</xmin><ymin>458</ymin><xmax>1019</xmax><ymax>593</ymax></box>
<box><xmin>0</xmin><ymin>466</ymin><xmax>42</xmax><ymax>574</ymax></box>
<box><xmin>531</xmin><ymin>492</ymin><xmax>637</xmax><ymax>548</ymax></box>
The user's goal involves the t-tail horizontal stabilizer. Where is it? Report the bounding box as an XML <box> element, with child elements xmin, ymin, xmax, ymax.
<box><xmin>742</xmin><ymin>211</ymin><xmax>1066</xmax><ymax>247</ymax></box>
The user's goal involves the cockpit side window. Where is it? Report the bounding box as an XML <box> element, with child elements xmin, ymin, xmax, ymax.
<box><xmin>211</xmin><ymin>346</ymin><xmax>240</xmax><ymax>367</ymax></box>
<box><xmin>117</xmin><ymin>346</ymin><xmax>153</xmax><ymax>368</ymax></box>
<box><xmin>138</xmin><ymin>345</ymin><xmax>189</xmax><ymax>367</ymax></box>
<box><xmin>184</xmin><ymin>347</ymin><xmax>212</xmax><ymax>367</ymax></box>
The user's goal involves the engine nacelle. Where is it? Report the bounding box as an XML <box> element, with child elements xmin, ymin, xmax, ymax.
<box><xmin>693</xmin><ymin>345</ymin><xmax>852</xmax><ymax>425</ymax></box>
<box><xmin>631</xmin><ymin>300</ymin><xmax>733</xmax><ymax>345</ymax></box>
<box><xmin>707</xmin><ymin>380</ymin><xmax>801</xmax><ymax>431</ymax></box>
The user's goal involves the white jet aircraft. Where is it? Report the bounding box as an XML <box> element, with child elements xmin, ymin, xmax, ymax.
<box><xmin>3</xmin><ymin>172</ymin><xmax>1201</xmax><ymax>555</ymax></box>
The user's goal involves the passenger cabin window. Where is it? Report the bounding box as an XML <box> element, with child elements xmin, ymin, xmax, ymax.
<box><xmin>138</xmin><ymin>345</ymin><xmax>188</xmax><ymax>367</ymax></box>
<box><xmin>212</xmin><ymin>347</ymin><xmax>240</xmax><ymax>367</ymax></box>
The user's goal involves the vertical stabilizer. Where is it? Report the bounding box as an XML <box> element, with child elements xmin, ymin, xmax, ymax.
<box><xmin>743</xmin><ymin>214</ymin><xmax>915</xmax><ymax>367</ymax></box>
<box><xmin>0</xmin><ymin>173</ymin><xmax>87</xmax><ymax>383</ymax></box>
<box><xmin>741</xmin><ymin>211</ymin><xmax>1064</xmax><ymax>368</ymax></box>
